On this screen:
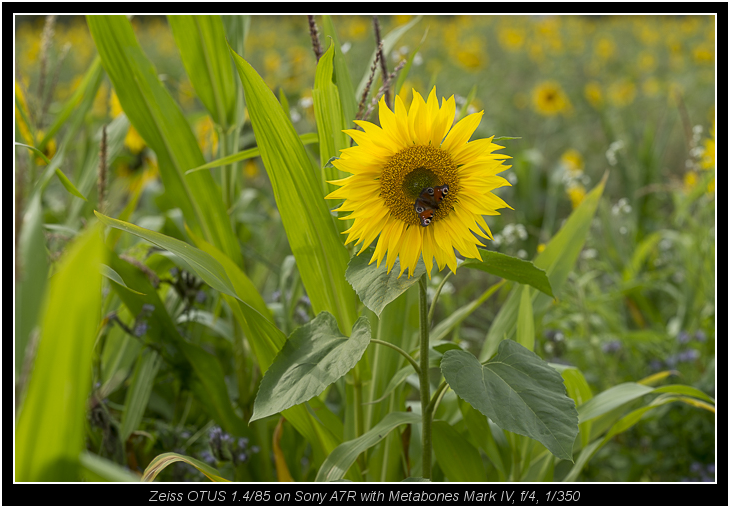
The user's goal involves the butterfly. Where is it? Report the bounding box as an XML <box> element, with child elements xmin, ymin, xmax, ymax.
<box><xmin>414</xmin><ymin>185</ymin><xmax>449</xmax><ymax>226</ymax></box>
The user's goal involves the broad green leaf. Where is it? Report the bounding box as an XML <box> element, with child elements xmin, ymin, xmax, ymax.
<box><xmin>185</xmin><ymin>133</ymin><xmax>318</xmax><ymax>174</ymax></box>
<box><xmin>230</xmin><ymin>46</ymin><xmax>358</xmax><ymax>332</ymax></box>
<box><xmin>79</xmin><ymin>452</ymin><xmax>140</xmax><ymax>482</ymax></box>
<box><xmin>516</xmin><ymin>285</ymin><xmax>535</xmax><ymax>351</ymax></box>
<box><xmin>168</xmin><ymin>15</ymin><xmax>236</xmax><ymax>128</ymax></box>
<box><xmin>16</xmin><ymin>194</ymin><xmax>49</xmax><ymax>375</ymax></box>
<box><xmin>442</xmin><ymin>341</ymin><xmax>578</xmax><ymax>461</ymax></box>
<box><xmin>320</xmin><ymin>16</ymin><xmax>357</xmax><ymax>126</ymax></box>
<box><xmin>432</xmin><ymin>420</ymin><xmax>487</xmax><ymax>481</ymax></box>
<box><xmin>462</xmin><ymin>250</ymin><xmax>553</xmax><ymax>297</ymax></box>
<box><xmin>481</xmin><ymin>173</ymin><xmax>607</xmax><ymax>361</ymax></box>
<box><xmin>15</xmin><ymin>143</ymin><xmax>87</xmax><ymax>201</ymax></box>
<box><xmin>16</xmin><ymin>225</ymin><xmax>104</xmax><ymax>481</ymax></box>
<box><xmin>95</xmin><ymin>212</ymin><xmax>237</xmax><ymax>299</ymax></box>
<box><xmin>313</xmin><ymin>41</ymin><xmax>350</xmax><ymax>194</ymax></box>
<box><xmin>143</xmin><ymin>452</ymin><xmax>230</xmax><ymax>482</ymax></box>
<box><xmin>120</xmin><ymin>350</ymin><xmax>162</xmax><ymax>443</ymax></box>
<box><xmin>315</xmin><ymin>411</ymin><xmax>421</xmax><ymax>482</ymax></box>
<box><xmin>87</xmin><ymin>15</ymin><xmax>240</xmax><ymax>264</ymax></box>
<box><xmin>251</xmin><ymin>313</ymin><xmax>371</xmax><ymax>422</ymax></box>
<box><xmin>100</xmin><ymin>264</ymin><xmax>145</xmax><ymax>295</ymax></box>
<box><xmin>430</xmin><ymin>281</ymin><xmax>503</xmax><ymax>343</ymax></box>
<box><xmin>346</xmin><ymin>245</ymin><xmax>426</xmax><ymax>316</ymax></box>
<box><xmin>652</xmin><ymin>384</ymin><xmax>715</xmax><ymax>404</ymax></box>
<box><xmin>355</xmin><ymin>16</ymin><xmax>422</xmax><ymax>100</ymax></box>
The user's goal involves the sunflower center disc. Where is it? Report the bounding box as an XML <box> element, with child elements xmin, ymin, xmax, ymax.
<box><xmin>380</xmin><ymin>145</ymin><xmax>459</xmax><ymax>226</ymax></box>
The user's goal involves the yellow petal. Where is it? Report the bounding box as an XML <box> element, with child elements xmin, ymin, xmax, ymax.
<box><xmin>441</xmin><ymin>111</ymin><xmax>484</xmax><ymax>153</ymax></box>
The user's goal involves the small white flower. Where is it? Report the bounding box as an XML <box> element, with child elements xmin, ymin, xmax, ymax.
<box><xmin>517</xmin><ymin>249</ymin><xmax>527</xmax><ymax>259</ymax></box>
<box><xmin>341</xmin><ymin>42</ymin><xmax>351</xmax><ymax>54</ymax></box>
<box><xmin>289</xmin><ymin>109</ymin><xmax>301</xmax><ymax>123</ymax></box>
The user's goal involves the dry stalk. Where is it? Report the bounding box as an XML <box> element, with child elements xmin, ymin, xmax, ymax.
<box><xmin>307</xmin><ymin>15</ymin><xmax>323</xmax><ymax>62</ymax></box>
<box><xmin>362</xmin><ymin>59</ymin><xmax>407</xmax><ymax>123</ymax></box>
<box><xmin>352</xmin><ymin>41</ymin><xmax>383</xmax><ymax>146</ymax></box>
<box><xmin>372</xmin><ymin>16</ymin><xmax>390</xmax><ymax>108</ymax></box>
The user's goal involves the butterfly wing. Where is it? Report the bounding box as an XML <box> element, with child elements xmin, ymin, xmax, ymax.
<box><xmin>432</xmin><ymin>184</ymin><xmax>449</xmax><ymax>202</ymax></box>
<box><xmin>414</xmin><ymin>198</ymin><xmax>435</xmax><ymax>226</ymax></box>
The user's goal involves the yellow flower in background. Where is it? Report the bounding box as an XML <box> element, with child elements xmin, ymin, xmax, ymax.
<box><xmin>15</xmin><ymin>81</ymin><xmax>34</xmax><ymax>145</ymax></box>
<box><xmin>110</xmin><ymin>89</ymin><xmax>124</xmax><ymax>118</ymax></box>
<box><xmin>244</xmin><ymin>159</ymin><xmax>260</xmax><ymax>178</ymax></box>
<box><xmin>637</xmin><ymin>51</ymin><xmax>656</xmax><ymax>73</ymax></box>
<box><xmin>693</xmin><ymin>44</ymin><xmax>714</xmax><ymax>63</ymax></box>
<box><xmin>584</xmin><ymin>81</ymin><xmax>604</xmax><ymax>109</ymax></box>
<box><xmin>195</xmin><ymin>116</ymin><xmax>219</xmax><ymax>156</ymax></box>
<box><xmin>498</xmin><ymin>27</ymin><xmax>526</xmax><ymax>51</ymax></box>
<box><xmin>561</xmin><ymin>149</ymin><xmax>584</xmax><ymax>175</ymax></box>
<box><xmin>608</xmin><ymin>80</ymin><xmax>636</xmax><ymax>108</ymax></box>
<box><xmin>683</xmin><ymin>171</ymin><xmax>698</xmax><ymax>191</ymax></box>
<box><xmin>178</xmin><ymin>77</ymin><xmax>196</xmax><ymax>111</ymax></box>
<box><xmin>327</xmin><ymin>88</ymin><xmax>512</xmax><ymax>278</ymax></box>
<box><xmin>454</xmin><ymin>38</ymin><xmax>485</xmax><ymax>70</ymax></box>
<box><xmin>701</xmin><ymin>121</ymin><xmax>715</xmax><ymax>170</ymax></box>
<box><xmin>125</xmin><ymin>126</ymin><xmax>146</xmax><ymax>154</ymax></box>
<box><xmin>537</xmin><ymin>243</ymin><xmax>546</xmax><ymax>254</ymax></box>
<box><xmin>532</xmin><ymin>81</ymin><xmax>570</xmax><ymax>116</ymax></box>
<box><xmin>567</xmin><ymin>183</ymin><xmax>586</xmax><ymax>209</ymax></box>
<box><xmin>642</xmin><ymin>78</ymin><xmax>661</xmax><ymax>97</ymax></box>
<box><xmin>595</xmin><ymin>37</ymin><xmax>616</xmax><ymax>60</ymax></box>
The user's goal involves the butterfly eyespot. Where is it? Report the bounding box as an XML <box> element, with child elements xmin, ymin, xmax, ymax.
<box><xmin>427</xmin><ymin>187</ymin><xmax>435</xmax><ymax>195</ymax></box>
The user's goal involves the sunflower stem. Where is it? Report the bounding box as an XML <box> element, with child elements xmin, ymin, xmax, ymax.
<box><xmin>418</xmin><ymin>273</ymin><xmax>432</xmax><ymax>479</ymax></box>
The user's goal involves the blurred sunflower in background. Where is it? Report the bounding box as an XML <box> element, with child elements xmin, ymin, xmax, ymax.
<box><xmin>532</xmin><ymin>80</ymin><xmax>571</xmax><ymax>115</ymax></box>
<box><xmin>326</xmin><ymin>88</ymin><xmax>512</xmax><ymax>278</ymax></box>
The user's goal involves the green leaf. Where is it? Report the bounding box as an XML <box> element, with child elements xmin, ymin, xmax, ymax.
<box><xmin>441</xmin><ymin>341</ymin><xmax>578</xmax><ymax>461</ymax></box>
<box><xmin>550</xmin><ymin>364</ymin><xmax>593</xmax><ymax>448</ymax></box>
<box><xmin>320</xmin><ymin>16</ymin><xmax>357</xmax><ymax>126</ymax></box>
<box><xmin>106</xmin><ymin>252</ymin><xmax>250</xmax><ymax>439</ymax></box>
<box><xmin>16</xmin><ymin>225</ymin><xmax>104</xmax><ymax>481</ymax></box>
<box><xmin>16</xmin><ymin>194</ymin><xmax>49</xmax><ymax>375</ymax></box>
<box><xmin>395</xmin><ymin>27</ymin><xmax>429</xmax><ymax>96</ymax></box>
<box><xmin>480</xmin><ymin>173</ymin><xmax>607</xmax><ymax>361</ymax></box>
<box><xmin>251</xmin><ymin>313</ymin><xmax>371</xmax><ymax>422</ymax></box>
<box><xmin>120</xmin><ymin>350</ymin><xmax>162</xmax><ymax>443</ymax></box>
<box><xmin>355</xmin><ymin>16</ymin><xmax>422</xmax><ymax>100</ymax></box>
<box><xmin>168</xmin><ymin>15</ymin><xmax>236</xmax><ymax>128</ymax></box>
<box><xmin>462</xmin><ymin>250</ymin><xmax>553</xmax><ymax>297</ymax></box>
<box><xmin>432</xmin><ymin>420</ymin><xmax>487</xmax><ymax>481</ymax></box>
<box><xmin>15</xmin><ymin>143</ymin><xmax>88</xmax><ymax>201</ymax></box>
<box><xmin>185</xmin><ymin>133</ymin><xmax>318</xmax><ymax>174</ymax></box>
<box><xmin>143</xmin><ymin>452</ymin><xmax>230</xmax><ymax>482</ymax></box>
<box><xmin>230</xmin><ymin>45</ymin><xmax>358</xmax><ymax>332</ymax></box>
<box><xmin>79</xmin><ymin>452</ymin><xmax>140</xmax><ymax>482</ymax></box>
<box><xmin>456</xmin><ymin>84</ymin><xmax>478</xmax><ymax>122</ymax></box>
<box><xmin>100</xmin><ymin>264</ymin><xmax>145</xmax><ymax>295</ymax></box>
<box><xmin>345</xmin><ymin>245</ymin><xmax>426</xmax><ymax>316</ymax></box>
<box><xmin>38</xmin><ymin>56</ymin><xmax>104</xmax><ymax>151</ymax></box>
<box><xmin>189</xmin><ymin>231</ymin><xmax>351</xmax><ymax>475</ymax></box>
<box><xmin>87</xmin><ymin>15</ymin><xmax>240</xmax><ymax>264</ymax></box>
<box><xmin>315</xmin><ymin>411</ymin><xmax>421</xmax><ymax>482</ymax></box>
<box><xmin>577</xmin><ymin>382</ymin><xmax>654</xmax><ymax>423</ymax></box>
<box><xmin>313</xmin><ymin>41</ymin><xmax>350</xmax><ymax>194</ymax></box>
<box><xmin>516</xmin><ymin>285</ymin><xmax>535</xmax><ymax>351</ymax></box>
<box><xmin>95</xmin><ymin>212</ymin><xmax>237</xmax><ymax>300</ymax></box>
<box><xmin>459</xmin><ymin>401</ymin><xmax>509</xmax><ymax>480</ymax></box>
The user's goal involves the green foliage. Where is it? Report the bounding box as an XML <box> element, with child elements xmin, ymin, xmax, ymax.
<box><xmin>442</xmin><ymin>341</ymin><xmax>579</xmax><ymax>461</ymax></box>
<box><xmin>252</xmin><ymin>313</ymin><xmax>371</xmax><ymax>421</ymax></box>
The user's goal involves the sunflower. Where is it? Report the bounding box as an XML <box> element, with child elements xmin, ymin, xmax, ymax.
<box><xmin>532</xmin><ymin>81</ymin><xmax>570</xmax><ymax>116</ymax></box>
<box><xmin>326</xmin><ymin>88</ymin><xmax>512</xmax><ymax>278</ymax></box>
